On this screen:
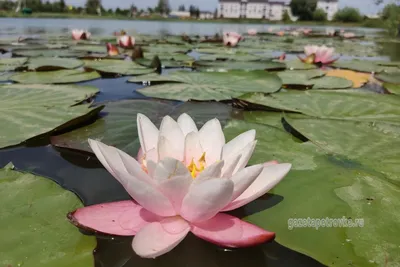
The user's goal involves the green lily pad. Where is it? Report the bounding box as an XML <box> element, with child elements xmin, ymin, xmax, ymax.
<box><xmin>311</xmin><ymin>76</ymin><xmax>353</xmax><ymax>89</ymax></box>
<box><xmin>84</xmin><ymin>59</ymin><xmax>154</xmax><ymax>75</ymax></box>
<box><xmin>332</xmin><ymin>61</ymin><xmax>383</xmax><ymax>73</ymax></box>
<box><xmin>14</xmin><ymin>49</ymin><xmax>86</xmax><ymax>58</ymax></box>
<box><xmin>375</xmin><ymin>72</ymin><xmax>400</xmax><ymax>84</ymax></box>
<box><xmin>144</xmin><ymin>44</ymin><xmax>191</xmax><ymax>54</ymax></box>
<box><xmin>10</xmin><ymin>69</ymin><xmax>100</xmax><ymax>84</ymax></box>
<box><xmin>383</xmin><ymin>83</ymin><xmax>400</xmax><ymax>95</ymax></box>
<box><xmin>136</xmin><ymin>71</ymin><xmax>282</xmax><ymax>101</ymax></box>
<box><xmin>284</xmin><ymin>60</ymin><xmax>317</xmax><ymax>70</ymax></box>
<box><xmin>71</xmin><ymin>45</ymin><xmax>108</xmax><ymax>53</ymax></box>
<box><xmin>51</xmin><ymin>100</ymin><xmax>234</xmax><ymax>154</ymax></box>
<box><xmin>26</xmin><ymin>57</ymin><xmax>84</xmax><ymax>71</ymax></box>
<box><xmin>0</xmin><ymin>84</ymin><xmax>102</xmax><ymax>148</ymax></box>
<box><xmin>195</xmin><ymin>61</ymin><xmax>286</xmax><ymax>71</ymax></box>
<box><xmin>238</xmin><ymin>90</ymin><xmax>400</xmax><ymax>123</ymax></box>
<box><xmin>0</xmin><ymin>164</ymin><xmax>96</xmax><ymax>266</ymax></box>
<box><xmin>0</xmin><ymin>57</ymin><xmax>27</xmax><ymax>71</ymax></box>
<box><xmin>199</xmin><ymin>53</ymin><xmax>262</xmax><ymax>62</ymax></box>
<box><xmin>277</xmin><ymin>69</ymin><xmax>325</xmax><ymax>87</ymax></box>
<box><xmin>223</xmin><ymin>119</ymin><xmax>400</xmax><ymax>267</ymax></box>
<box><xmin>0</xmin><ymin>72</ymin><xmax>13</xmax><ymax>81</ymax></box>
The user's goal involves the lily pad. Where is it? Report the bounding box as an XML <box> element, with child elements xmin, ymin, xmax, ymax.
<box><xmin>383</xmin><ymin>83</ymin><xmax>400</xmax><ymax>95</ymax></box>
<box><xmin>10</xmin><ymin>69</ymin><xmax>101</xmax><ymax>84</ymax></box>
<box><xmin>51</xmin><ymin>100</ymin><xmax>234</xmax><ymax>154</ymax></box>
<box><xmin>0</xmin><ymin>84</ymin><xmax>102</xmax><ymax>148</ymax></box>
<box><xmin>0</xmin><ymin>164</ymin><xmax>96</xmax><ymax>266</ymax></box>
<box><xmin>14</xmin><ymin>49</ymin><xmax>86</xmax><ymax>58</ymax></box>
<box><xmin>284</xmin><ymin>60</ymin><xmax>317</xmax><ymax>70</ymax></box>
<box><xmin>277</xmin><ymin>69</ymin><xmax>325</xmax><ymax>87</ymax></box>
<box><xmin>224</xmin><ymin>119</ymin><xmax>400</xmax><ymax>267</ymax></box>
<box><xmin>195</xmin><ymin>60</ymin><xmax>286</xmax><ymax>71</ymax></box>
<box><xmin>71</xmin><ymin>45</ymin><xmax>108</xmax><ymax>54</ymax></box>
<box><xmin>0</xmin><ymin>57</ymin><xmax>27</xmax><ymax>71</ymax></box>
<box><xmin>311</xmin><ymin>76</ymin><xmax>353</xmax><ymax>89</ymax></box>
<box><xmin>136</xmin><ymin>71</ymin><xmax>282</xmax><ymax>101</ymax></box>
<box><xmin>26</xmin><ymin>57</ymin><xmax>84</xmax><ymax>71</ymax></box>
<box><xmin>375</xmin><ymin>72</ymin><xmax>400</xmax><ymax>84</ymax></box>
<box><xmin>325</xmin><ymin>69</ymin><xmax>371</xmax><ymax>88</ymax></box>
<box><xmin>199</xmin><ymin>53</ymin><xmax>262</xmax><ymax>61</ymax></box>
<box><xmin>84</xmin><ymin>59</ymin><xmax>154</xmax><ymax>76</ymax></box>
<box><xmin>238</xmin><ymin>90</ymin><xmax>400</xmax><ymax>123</ymax></box>
<box><xmin>144</xmin><ymin>44</ymin><xmax>191</xmax><ymax>54</ymax></box>
<box><xmin>332</xmin><ymin>61</ymin><xmax>383</xmax><ymax>73</ymax></box>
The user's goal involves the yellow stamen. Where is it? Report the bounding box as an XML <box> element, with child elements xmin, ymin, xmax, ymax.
<box><xmin>187</xmin><ymin>153</ymin><xmax>206</xmax><ymax>179</ymax></box>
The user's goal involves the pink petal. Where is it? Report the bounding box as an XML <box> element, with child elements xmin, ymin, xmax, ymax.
<box><xmin>158</xmin><ymin>136</ymin><xmax>181</xmax><ymax>161</ymax></box>
<box><xmin>232</xmin><ymin>140</ymin><xmax>257</xmax><ymax>174</ymax></box>
<box><xmin>191</xmin><ymin>213</ymin><xmax>275</xmax><ymax>248</ymax></box>
<box><xmin>184</xmin><ymin>132</ymin><xmax>204</xmax><ymax>166</ymax></box>
<box><xmin>221</xmin><ymin>153</ymin><xmax>241</xmax><ymax>178</ymax></box>
<box><xmin>199</xmin><ymin>118</ymin><xmax>225</xmax><ymax>164</ymax></box>
<box><xmin>68</xmin><ymin>200</ymin><xmax>161</xmax><ymax>236</ymax></box>
<box><xmin>153</xmin><ymin>157</ymin><xmax>190</xmax><ymax>182</ymax></box>
<box><xmin>132</xmin><ymin>217</ymin><xmax>190</xmax><ymax>258</ymax></box>
<box><xmin>222</xmin><ymin>163</ymin><xmax>291</xmax><ymax>211</ymax></box>
<box><xmin>222</xmin><ymin>130</ymin><xmax>255</xmax><ymax>160</ymax></box>
<box><xmin>177</xmin><ymin>113</ymin><xmax>198</xmax><ymax>136</ymax></box>
<box><xmin>159</xmin><ymin>116</ymin><xmax>185</xmax><ymax>161</ymax></box>
<box><xmin>137</xmin><ymin>113</ymin><xmax>159</xmax><ymax>154</ymax></box>
<box><xmin>181</xmin><ymin>178</ymin><xmax>234</xmax><ymax>223</ymax></box>
<box><xmin>158</xmin><ymin>174</ymin><xmax>192</xmax><ymax>213</ymax></box>
<box><xmin>230</xmin><ymin>164</ymin><xmax>263</xmax><ymax>201</ymax></box>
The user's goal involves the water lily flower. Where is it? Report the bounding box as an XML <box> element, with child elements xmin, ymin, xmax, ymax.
<box><xmin>343</xmin><ymin>32</ymin><xmax>355</xmax><ymax>39</ymax></box>
<box><xmin>298</xmin><ymin>45</ymin><xmax>339</xmax><ymax>65</ymax></box>
<box><xmin>278</xmin><ymin>53</ymin><xmax>286</xmax><ymax>61</ymax></box>
<box><xmin>106</xmin><ymin>43</ymin><xmax>119</xmax><ymax>56</ymax></box>
<box><xmin>290</xmin><ymin>31</ymin><xmax>299</xmax><ymax>37</ymax></box>
<box><xmin>118</xmin><ymin>35</ymin><xmax>135</xmax><ymax>48</ymax></box>
<box><xmin>72</xmin><ymin>29</ymin><xmax>91</xmax><ymax>40</ymax></box>
<box><xmin>326</xmin><ymin>28</ymin><xmax>335</xmax><ymax>36</ymax></box>
<box><xmin>302</xmin><ymin>28</ymin><xmax>312</xmax><ymax>35</ymax></box>
<box><xmin>248</xmin><ymin>29</ymin><xmax>257</xmax><ymax>36</ymax></box>
<box><xmin>223</xmin><ymin>32</ymin><xmax>243</xmax><ymax>47</ymax></box>
<box><xmin>68</xmin><ymin>114</ymin><xmax>291</xmax><ymax>259</ymax></box>
<box><xmin>276</xmin><ymin>31</ymin><xmax>285</xmax><ymax>36</ymax></box>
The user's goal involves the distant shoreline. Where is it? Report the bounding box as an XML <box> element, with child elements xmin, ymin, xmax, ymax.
<box><xmin>0</xmin><ymin>12</ymin><xmax>384</xmax><ymax>29</ymax></box>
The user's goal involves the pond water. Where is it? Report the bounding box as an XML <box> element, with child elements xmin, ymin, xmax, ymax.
<box><xmin>1</xmin><ymin>18</ymin><xmax>399</xmax><ymax>267</ymax></box>
<box><xmin>0</xmin><ymin>17</ymin><xmax>384</xmax><ymax>36</ymax></box>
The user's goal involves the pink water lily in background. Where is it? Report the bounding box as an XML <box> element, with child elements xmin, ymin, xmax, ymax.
<box><xmin>118</xmin><ymin>35</ymin><xmax>135</xmax><ymax>48</ymax></box>
<box><xmin>298</xmin><ymin>45</ymin><xmax>339</xmax><ymax>65</ymax></box>
<box><xmin>106</xmin><ymin>43</ymin><xmax>119</xmax><ymax>56</ymax></box>
<box><xmin>247</xmin><ymin>29</ymin><xmax>257</xmax><ymax>36</ymax></box>
<box><xmin>72</xmin><ymin>29</ymin><xmax>91</xmax><ymax>40</ymax></box>
<box><xmin>68</xmin><ymin>113</ymin><xmax>291</xmax><ymax>259</ymax></box>
<box><xmin>343</xmin><ymin>32</ymin><xmax>356</xmax><ymax>39</ymax></box>
<box><xmin>223</xmin><ymin>32</ymin><xmax>243</xmax><ymax>47</ymax></box>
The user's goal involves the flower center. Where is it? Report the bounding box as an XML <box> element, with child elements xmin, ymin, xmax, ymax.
<box><xmin>187</xmin><ymin>152</ymin><xmax>206</xmax><ymax>179</ymax></box>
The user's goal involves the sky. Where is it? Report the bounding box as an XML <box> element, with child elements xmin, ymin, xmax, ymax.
<box><xmin>59</xmin><ymin>0</ymin><xmax>394</xmax><ymax>14</ymax></box>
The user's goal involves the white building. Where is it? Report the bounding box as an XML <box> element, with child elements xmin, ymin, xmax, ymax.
<box><xmin>169</xmin><ymin>11</ymin><xmax>191</xmax><ymax>18</ymax></box>
<box><xmin>218</xmin><ymin>0</ymin><xmax>289</xmax><ymax>20</ymax></box>
<box><xmin>200</xmin><ymin>11</ymin><xmax>214</xmax><ymax>19</ymax></box>
<box><xmin>218</xmin><ymin>0</ymin><xmax>336</xmax><ymax>21</ymax></box>
<box><xmin>316</xmin><ymin>0</ymin><xmax>338</xmax><ymax>21</ymax></box>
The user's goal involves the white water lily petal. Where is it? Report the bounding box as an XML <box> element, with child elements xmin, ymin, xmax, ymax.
<box><xmin>184</xmin><ymin>132</ymin><xmax>204</xmax><ymax>166</ymax></box>
<box><xmin>137</xmin><ymin>113</ymin><xmax>159</xmax><ymax>153</ymax></box>
<box><xmin>232</xmin><ymin>140</ymin><xmax>257</xmax><ymax>175</ymax></box>
<box><xmin>158</xmin><ymin>174</ymin><xmax>192</xmax><ymax>212</ymax></box>
<box><xmin>199</xmin><ymin>118</ymin><xmax>225</xmax><ymax>164</ymax></box>
<box><xmin>221</xmin><ymin>153</ymin><xmax>242</xmax><ymax>178</ymax></box>
<box><xmin>178</xmin><ymin>113</ymin><xmax>198</xmax><ymax>136</ymax></box>
<box><xmin>181</xmin><ymin>178</ymin><xmax>234</xmax><ymax>223</ymax></box>
<box><xmin>222</xmin><ymin>130</ymin><xmax>255</xmax><ymax>160</ymax></box>
<box><xmin>146</xmin><ymin>160</ymin><xmax>157</xmax><ymax>177</ymax></box>
<box><xmin>112</xmin><ymin>168</ymin><xmax>176</xmax><ymax>217</ymax></box>
<box><xmin>229</xmin><ymin>164</ymin><xmax>263</xmax><ymax>201</ymax></box>
<box><xmin>195</xmin><ymin>160</ymin><xmax>225</xmax><ymax>182</ymax></box>
<box><xmin>159</xmin><ymin>116</ymin><xmax>184</xmax><ymax>161</ymax></box>
<box><xmin>223</xmin><ymin>163</ymin><xmax>292</xmax><ymax>211</ymax></box>
<box><xmin>153</xmin><ymin>158</ymin><xmax>190</xmax><ymax>182</ymax></box>
<box><xmin>89</xmin><ymin>139</ymin><xmax>151</xmax><ymax>186</ymax></box>
<box><xmin>145</xmin><ymin>148</ymin><xmax>158</xmax><ymax>163</ymax></box>
<box><xmin>132</xmin><ymin>217</ymin><xmax>190</xmax><ymax>258</ymax></box>
<box><xmin>158</xmin><ymin>136</ymin><xmax>180</xmax><ymax>161</ymax></box>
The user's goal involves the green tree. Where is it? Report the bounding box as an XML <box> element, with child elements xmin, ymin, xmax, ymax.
<box><xmin>156</xmin><ymin>0</ymin><xmax>170</xmax><ymax>14</ymax></box>
<box><xmin>313</xmin><ymin>8</ymin><xmax>327</xmax><ymax>21</ymax></box>
<box><xmin>290</xmin><ymin>0</ymin><xmax>317</xmax><ymax>21</ymax></box>
<box><xmin>85</xmin><ymin>0</ymin><xmax>101</xmax><ymax>15</ymax></box>
<box><xmin>282</xmin><ymin>10</ymin><xmax>291</xmax><ymax>22</ymax></box>
<box><xmin>59</xmin><ymin>0</ymin><xmax>65</xmax><ymax>11</ymax></box>
<box><xmin>178</xmin><ymin>4</ymin><xmax>185</xmax><ymax>11</ymax></box>
<box><xmin>333</xmin><ymin>7</ymin><xmax>363</xmax><ymax>22</ymax></box>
